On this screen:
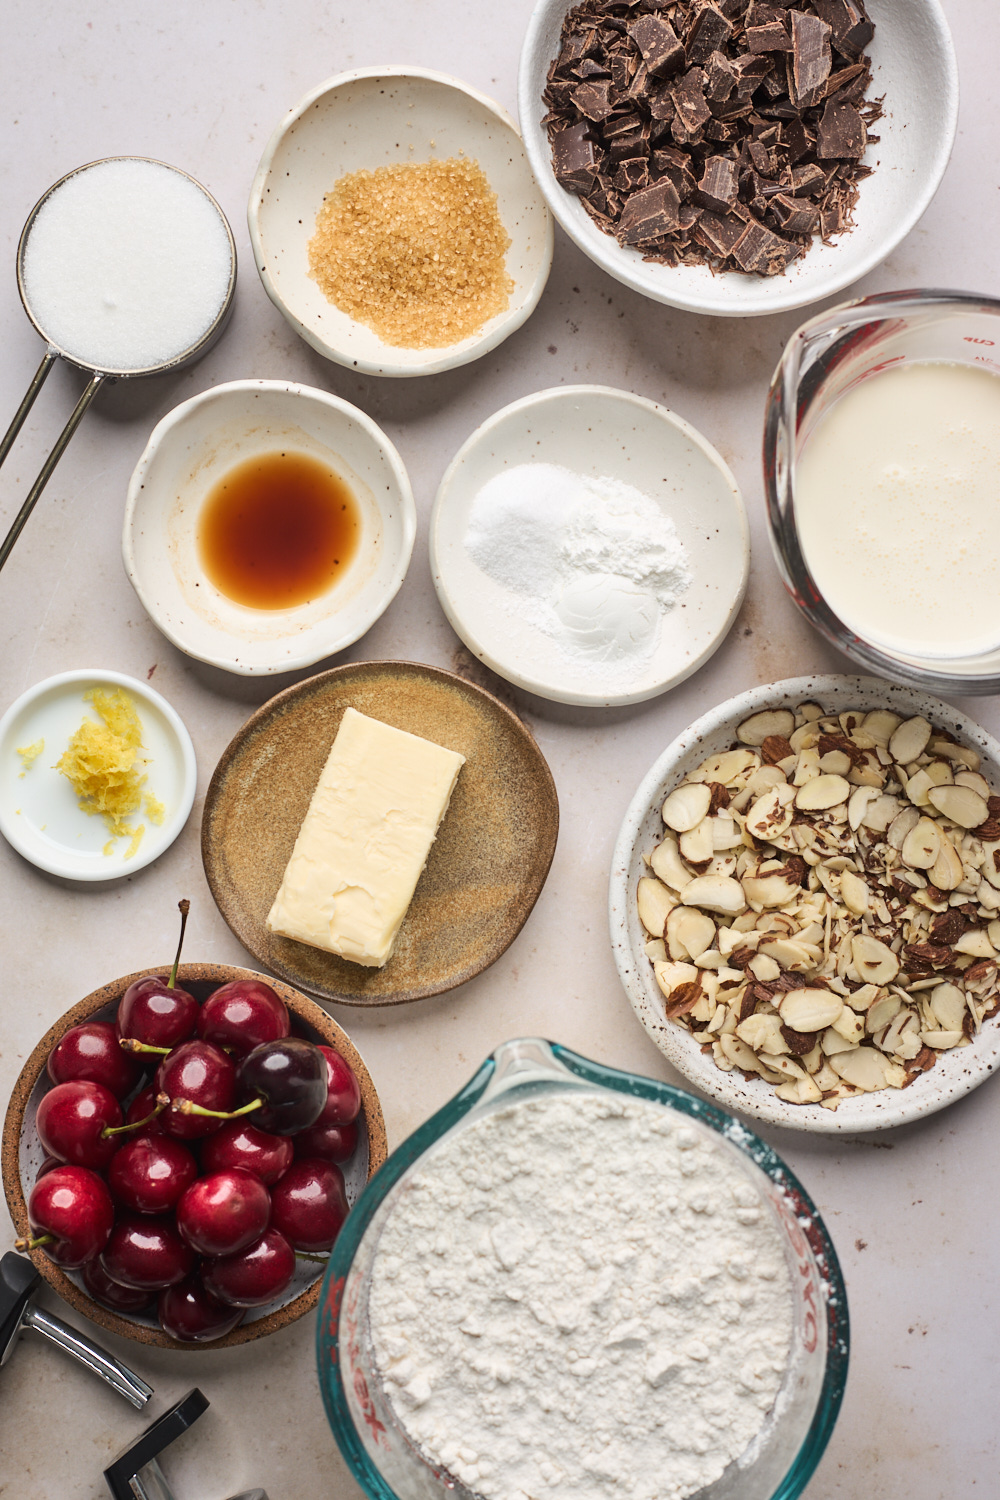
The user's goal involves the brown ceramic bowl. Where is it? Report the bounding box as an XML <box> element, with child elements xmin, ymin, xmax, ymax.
<box><xmin>1</xmin><ymin>963</ymin><xmax>387</xmax><ymax>1349</ymax></box>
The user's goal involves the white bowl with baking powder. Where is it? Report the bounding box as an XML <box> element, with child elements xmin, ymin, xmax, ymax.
<box><xmin>123</xmin><ymin>381</ymin><xmax>416</xmax><ymax>676</ymax></box>
<box><xmin>430</xmin><ymin>385</ymin><xmax>748</xmax><ymax>707</ymax></box>
<box><xmin>248</xmin><ymin>68</ymin><xmax>553</xmax><ymax>377</ymax></box>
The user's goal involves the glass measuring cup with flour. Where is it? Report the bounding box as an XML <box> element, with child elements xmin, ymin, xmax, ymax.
<box><xmin>764</xmin><ymin>289</ymin><xmax>1000</xmax><ymax>694</ymax></box>
<box><xmin>0</xmin><ymin>157</ymin><xmax>236</xmax><ymax>574</ymax></box>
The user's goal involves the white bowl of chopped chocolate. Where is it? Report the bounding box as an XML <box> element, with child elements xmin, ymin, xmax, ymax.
<box><xmin>519</xmin><ymin>0</ymin><xmax>958</xmax><ymax>316</ymax></box>
<box><xmin>609</xmin><ymin>675</ymin><xmax>1000</xmax><ymax>1132</ymax></box>
<box><xmin>248</xmin><ymin>67</ymin><xmax>554</xmax><ymax>376</ymax></box>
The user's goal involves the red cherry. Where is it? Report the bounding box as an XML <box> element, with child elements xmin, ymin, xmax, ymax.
<box><xmin>125</xmin><ymin>1085</ymin><xmax>166</xmax><ymax>1139</ymax></box>
<box><xmin>115</xmin><ymin>899</ymin><xmax>197</xmax><ymax>1052</ymax></box>
<box><xmin>108</xmin><ymin>1136</ymin><xmax>198</xmax><ymax>1215</ymax></box>
<box><xmin>202</xmin><ymin>1228</ymin><xmax>295</xmax><ymax>1308</ymax></box>
<box><xmin>316</xmin><ymin>1046</ymin><xmax>361</xmax><ymax>1126</ymax></box>
<box><xmin>36</xmin><ymin>1155</ymin><xmax>63</xmax><ymax>1182</ymax></box>
<box><xmin>293</xmin><ymin>1118</ymin><xmax>358</xmax><ymax>1165</ymax></box>
<box><xmin>176</xmin><ymin>1169</ymin><xmax>271</xmax><ymax>1257</ymax></box>
<box><xmin>156</xmin><ymin>1041</ymin><xmax>236</xmax><ymax>1140</ymax></box>
<box><xmin>47</xmin><ymin>1022</ymin><xmax>143</xmax><ymax>1098</ymax></box>
<box><xmin>83</xmin><ymin>1257</ymin><xmax>154</xmax><ymax>1314</ymax></box>
<box><xmin>196</xmin><ymin>979</ymin><xmax>290</xmax><ymax>1057</ymax></box>
<box><xmin>201</xmin><ymin>1120</ymin><xmax>293</xmax><ymax>1185</ymax></box>
<box><xmin>270</xmin><ymin>1159</ymin><xmax>348</xmax><ymax>1252</ymax></box>
<box><xmin>20</xmin><ymin>1166</ymin><xmax>115</xmax><ymax>1267</ymax></box>
<box><xmin>101</xmin><ymin>1215</ymin><xmax>195</xmax><ymax>1290</ymax></box>
<box><xmin>36</xmin><ymin>1081</ymin><xmax>123</xmax><ymax>1170</ymax></box>
<box><xmin>158</xmin><ymin>1277</ymin><xmax>245</xmax><ymax>1343</ymax></box>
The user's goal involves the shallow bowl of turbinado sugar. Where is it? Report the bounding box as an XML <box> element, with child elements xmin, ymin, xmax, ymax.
<box><xmin>518</xmin><ymin>0</ymin><xmax>958</xmax><ymax>316</ymax></box>
<box><xmin>248</xmin><ymin>68</ymin><xmax>553</xmax><ymax>377</ymax></box>
<box><xmin>429</xmin><ymin>385</ymin><xmax>748</xmax><ymax>707</ymax></box>
<box><xmin>610</xmin><ymin>674</ymin><xmax>1000</xmax><ymax>1132</ymax></box>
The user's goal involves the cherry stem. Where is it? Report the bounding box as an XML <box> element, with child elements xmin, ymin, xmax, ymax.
<box><xmin>296</xmin><ymin>1251</ymin><xmax>330</xmax><ymax>1263</ymax></box>
<box><xmin>102</xmin><ymin>1099</ymin><xmax>167</xmax><ymax>1138</ymax></box>
<box><xmin>15</xmin><ymin>1234</ymin><xmax>54</xmax><ymax>1253</ymax></box>
<box><xmin>168</xmin><ymin>897</ymin><xmax>191</xmax><ymax>991</ymax></box>
<box><xmin>119</xmin><ymin>1038</ymin><xmax>170</xmax><ymax>1056</ymax></box>
<box><xmin>164</xmin><ymin>1094</ymin><xmax>262</xmax><ymax>1121</ymax></box>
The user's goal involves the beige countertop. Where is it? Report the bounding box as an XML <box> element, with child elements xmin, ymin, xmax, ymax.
<box><xmin>0</xmin><ymin>2</ymin><xmax>997</xmax><ymax>1496</ymax></box>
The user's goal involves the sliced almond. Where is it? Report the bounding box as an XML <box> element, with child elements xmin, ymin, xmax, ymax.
<box><xmin>904</xmin><ymin>768</ymin><xmax>933</xmax><ymax>809</ymax></box>
<box><xmin>865</xmin><ymin>993</ymin><xmax>901</xmax><ymax>1034</ymax></box>
<box><xmin>954</xmin><ymin>929</ymin><xmax>997</xmax><ymax>959</ymax></box>
<box><xmin>637</xmin><ymin>876</ymin><xmax>674</xmax><ymax>938</ymax></box>
<box><xmin>888</xmin><ymin>716</ymin><xmax>932</xmax><ymax>765</ymax></box>
<box><xmin>821</xmin><ymin>1027</ymin><xmax>858</xmax><ymax>1057</ymax></box>
<box><xmin>920</xmin><ymin>1029</ymin><xmax>964</xmax><ymax>1050</ymax></box>
<box><xmin>851</xmin><ymin>933</ymin><xmax>899</xmax><ymax>986</ymax></box>
<box><xmin>887</xmin><ymin>805</ymin><xmax>920</xmax><ymax>850</ymax></box>
<box><xmin>742</xmin><ymin>873</ymin><xmax>801</xmax><ymax>909</ymax></box>
<box><xmin>690</xmin><ymin>748</ymin><xmax>759</xmax><ymax>785</ymax></box>
<box><xmin>653</xmin><ymin>960</ymin><xmax>698</xmax><ymax>1001</ymax></box>
<box><xmin>847</xmin><ymin>784</ymin><xmax>878</xmax><ymax>831</ymax></box>
<box><xmin>680</xmin><ymin>874</ymin><xmax>747</xmax><ymax>915</ymax></box>
<box><xmin>794</xmin><ymin>774</ymin><xmax>851</xmax><ymax>811</ymax></box>
<box><xmin>930</xmin><ymin>831</ymin><xmax>964</xmax><ymax>892</ymax></box>
<box><xmin>839</xmin><ymin>869</ymin><xmax>870</xmax><ymax>916</ymax></box>
<box><xmin>717</xmin><ymin>1033</ymin><xmax>768</xmax><ymax>1074</ymax></box>
<box><xmin>759</xmin><ymin>937</ymin><xmax>815</xmax><ymax>972</ymax></box>
<box><xmin>901</xmin><ymin>817</ymin><xmax>941</xmax><ymax>870</ymax></box>
<box><xmin>862</xmin><ymin>709</ymin><xmax>901</xmax><ymax>745</ymax></box>
<box><xmin>955</xmin><ymin>770</ymin><xmax>991</xmax><ymax>798</ymax></box>
<box><xmin>748</xmin><ymin>953</ymin><xmax>780</xmax><ymax>982</ymax></box>
<box><xmin>644</xmin><ymin>939</ymin><xmax>667</xmax><ymax>962</ymax></box>
<box><xmin>666</xmin><ymin>906</ymin><xmax>716</xmax><ymax>962</ymax></box>
<box><xmin>745</xmin><ymin>783</ymin><xmax>796</xmax><ymax>841</ymax></box>
<box><xmin>779</xmin><ymin>988</ymin><xmax>844</xmax><ymax>1031</ymax></box>
<box><xmin>774</xmin><ymin>1075</ymin><xmax>823</xmax><ymax>1105</ymax></box>
<box><xmin>930</xmin><ymin>982</ymin><xmax>967</xmax><ymax>1032</ymax></box>
<box><xmin>736</xmin><ymin>708</ymin><xmax>795</xmax><ymax>747</ymax></box>
<box><xmin>679</xmin><ymin>819</ymin><xmax>715</xmax><ymax>864</ymax></box>
<box><xmin>650</xmin><ymin>839</ymin><xmax>693</xmax><ymax>894</ymax></box>
<box><xmin>929</xmin><ymin>738</ymin><xmax>980</xmax><ymax>771</ymax></box>
<box><xmin>830</xmin><ymin>1007</ymin><xmax>865</xmax><ymax>1043</ymax></box>
<box><xmin>736</xmin><ymin>1013</ymin><xmax>789</xmax><ymax>1055</ymax></box>
<box><xmin>662</xmin><ymin>781</ymin><xmax>712</xmax><ymax>833</ymax></box>
<box><xmin>829</xmin><ymin>1047</ymin><xmax>892</xmax><ymax>1092</ymax></box>
<box><xmin>818</xmin><ymin>749</ymin><xmax>853</xmax><ymax>777</ymax></box>
<box><xmin>927</xmin><ymin>782</ymin><xmax>989</xmax><ymax>829</ymax></box>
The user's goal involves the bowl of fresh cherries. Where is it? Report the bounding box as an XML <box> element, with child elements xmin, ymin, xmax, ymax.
<box><xmin>1</xmin><ymin>908</ymin><xmax>386</xmax><ymax>1349</ymax></box>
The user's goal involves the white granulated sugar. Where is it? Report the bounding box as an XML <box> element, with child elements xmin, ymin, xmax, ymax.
<box><xmin>369</xmin><ymin>1092</ymin><xmax>794</xmax><ymax>1500</ymax></box>
<box><xmin>464</xmin><ymin>463</ymin><xmax>692</xmax><ymax>671</ymax></box>
<box><xmin>22</xmin><ymin>159</ymin><xmax>232</xmax><ymax>372</ymax></box>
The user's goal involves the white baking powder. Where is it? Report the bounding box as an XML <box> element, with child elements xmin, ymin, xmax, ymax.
<box><xmin>22</xmin><ymin>159</ymin><xmax>232</xmax><ymax>372</ymax></box>
<box><xmin>369</xmin><ymin>1092</ymin><xmax>794</xmax><ymax>1500</ymax></box>
<box><xmin>464</xmin><ymin>464</ymin><xmax>692</xmax><ymax>670</ymax></box>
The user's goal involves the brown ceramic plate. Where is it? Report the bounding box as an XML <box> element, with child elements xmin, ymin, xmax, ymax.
<box><xmin>2</xmin><ymin>963</ymin><xmax>387</xmax><ymax>1349</ymax></box>
<box><xmin>202</xmin><ymin>660</ymin><xmax>559</xmax><ymax>1005</ymax></box>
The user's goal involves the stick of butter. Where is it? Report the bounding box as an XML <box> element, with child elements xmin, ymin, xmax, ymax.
<box><xmin>266</xmin><ymin>707</ymin><xmax>465</xmax><ymax>967</ymax></box>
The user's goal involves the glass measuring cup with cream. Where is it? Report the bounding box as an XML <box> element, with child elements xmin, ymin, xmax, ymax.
<box><xmin>764</xmin><ymin>290</ymin><xmax>1000</xmax><ymax>693</ymax></box>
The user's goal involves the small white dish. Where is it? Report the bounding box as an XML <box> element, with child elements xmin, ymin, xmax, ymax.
<box><xmin>248</xmin><ymin>67</ymin><xmax>554</xmax><ymax>377</ymax></box>
<box><xmin>123</xmin><ymin>380</ymin><xmax>416</xmax><ymax>675</ymax></box>
<box><xmin>518</xmin><ymin>0</ymin><xmax>958</xmax><ymax>318</ymax></box>
<box><xmin>0</xmin><ymin>669</ymin><xmax>196</xmax><ymax>881</ymax></box>
<box><xmin>610</xmin><ymin>674</ymin><xmax>1000</xmax><ymax>1133</ymax></box>
<box><xmin>430</xmin><ymin>385</ymin><xmax>748</xmax><ymax>707</ymax></box>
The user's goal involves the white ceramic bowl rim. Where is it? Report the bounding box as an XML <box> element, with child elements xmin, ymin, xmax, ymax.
<box><xmin>517</xmin><ymin>0</ymin><xmax>959</xmax><ymax>317</ymax></box>
<box><xmin>248</xmin><ymin>66</ymin><xmax>554</xmax><ymax>377</ymax></box>
<box><xmin>0</xmin><ymin>668</ymin><xmax>197</xmax><ymax>881</ymax></box>
<box><xmin>122</xmin><ymin>378</ymin><xmax>417</xmax><ymax>676</ymax></box>
<box><xmin>610</xmin><ymin>673</ymin><xmax>1000</xmax><ymax>1133</ymax></box>
<box><xmin>430</xmin><ymin>383</ymin><xmax>749</xmax><ymax>707</ymax></box>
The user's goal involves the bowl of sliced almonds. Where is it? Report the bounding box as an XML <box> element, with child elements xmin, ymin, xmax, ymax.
<box><xmin>609</xmin><ymin>675</ymin><xmax>1000</xmax><ymax>1132</ymax></box>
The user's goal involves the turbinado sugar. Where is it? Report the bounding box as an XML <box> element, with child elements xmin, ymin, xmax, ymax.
<box><xmin>22</xmin><ymin>159</ymin><xmax>233</xmax><ymax>372</ymax></box>
<box><xmin>307</xmin><ymin>157</ymin><xmax>513</xmax><ymax>349</ymax></box>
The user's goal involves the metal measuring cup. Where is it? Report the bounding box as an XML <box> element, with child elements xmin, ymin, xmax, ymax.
<box><xmin>0</xmin><ymin>156</ymin><xmax>237</xmax><ymax>574</ymax></box>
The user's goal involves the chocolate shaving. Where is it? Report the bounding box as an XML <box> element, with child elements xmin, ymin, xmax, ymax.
<box><xmin>543</xmin><ymin>0</ymin><xmax>881</xmax><ymax>277</ymax></box>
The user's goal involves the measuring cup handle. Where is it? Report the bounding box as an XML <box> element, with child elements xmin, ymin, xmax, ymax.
<box><xmin>0</xmin><ymin>367</ymin><xmax>106</xmax><ymax>575</ymax></box>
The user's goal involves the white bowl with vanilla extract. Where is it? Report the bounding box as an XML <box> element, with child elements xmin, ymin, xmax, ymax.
<box><xmin>123</xmin><ymin>380</ymin><xmax>416</xmax><ymax>675</ymax></box>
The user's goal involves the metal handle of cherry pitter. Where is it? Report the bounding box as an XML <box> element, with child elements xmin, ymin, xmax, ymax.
<box><xmin>103</xmin><ymin>1388</ymin><xmax>270</xmax><ymax>1500</ymax></box>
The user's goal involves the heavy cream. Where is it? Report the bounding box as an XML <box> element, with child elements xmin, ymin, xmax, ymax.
<box><xmin>793</xmin><ymin>362</ymin><xmax>1000</xmax><ymax>659</ymax></box>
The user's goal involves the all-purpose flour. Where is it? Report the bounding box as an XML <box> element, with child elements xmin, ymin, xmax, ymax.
<box><xmin>464</xmin><ymin>464</ymin><xmax>692</xmax><ymax>671</ymax></box>
<box><xmin>369</xmin><ymin>1092</ymin><xmax>794</xmax><ymax>1500</ymax></box>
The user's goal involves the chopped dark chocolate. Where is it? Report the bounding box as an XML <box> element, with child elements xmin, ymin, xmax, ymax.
<box><xmin>543</xmin><ymin>0</ymin><xmax>882</xmax><ymax>277</ymax></box>
<box><xmin>617</xmin><ymin>177</ymin><xmax>683</xmax><ymax>242</ymax></box>
<box><xmin>629</xmin><ymin>14</ymin><xmax>685</xmax><ymax>77</ymax></box>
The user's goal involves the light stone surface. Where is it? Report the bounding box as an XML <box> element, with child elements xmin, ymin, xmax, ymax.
<box><xmin>0</xmin><ymin>2</ymin><xmax>997</xmax><ymax>1498</ymax></box>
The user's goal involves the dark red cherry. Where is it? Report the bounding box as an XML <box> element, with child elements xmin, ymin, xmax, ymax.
<box><xmin>270</xmin><ymin>1159</ymin><xmax>348</xmax><ymax>1252</ymax></box>
<box><xmin>156</xmin><ymin>1041</ymin><xmax>236</xmax><ymax>1140</ymax></box>
<box><xmin>293</xmin><ymin>1118</ymin><xmax>358</xmax><ymax>1165</ymax></box>
<box><xmin>158</xmin><ymin>1277</ymin><xmax>245</xmax><ymax>1343</ymax></box>
<box><xmin>36</xmin><ymin>1155</ymin><xmax>63</xmax><ymax>1182</ymax></box>
<box><xmin>19</xmin><ymin>1166</ymin><xmax>115</xmax><ymax>1267</ymax></box>
<box><xmin>236</xmin><ymin>1039</ymin><xmax>327</xmax><ymax>1136</ymax></box>
<box><xmin>201</xmin><ymin>1120</ymin><xmax>293</xmax><ymax>1185</ymax></box>
<box><xmin>47</xmin><ymin>1022</ymin><xmax>143</xmax><ymax>1098</ymax></box>
<box><xmin>201</xmin><ymin>1228</ymin><xmax>295</xmax><ymax>1308</ymax></box>
<box><xmin>315</xmin><ymin>1046</ymin><xmax>361</xmax><ymax>1126</ymax></box>
<box><xmin>83</xmin><ymin>1257</ymin><xmax>155</xmax><ymax>1314</ymax></box>
<box><xmin>108</xmin><ymin>1136</ymin><xmax>198</xmax><ymax>1215</ymax></box>
<box><xmin>196</xmin><ymin>980</ymin><xmax>290</xmax><ymax>1057</ymax></box>
<box><xmin>36</xmin><ymin>1081</ymin><xmax>123</xmax><ymax>1170</ymax></box>
<box><xmin>116</xmin><ymin>976</ymin><xmax>198</xmax><ymax>1051</ymax></box>
<box><xmin>176</xmin><ymin>1168</ymin><xmax>271</xmax><ymax>1257</ymax></box>
<box><xmin>125</xmin><ymin>1085</ymin><xmax>166</xmax><ymax>1139</ymax></box>
<box><xmin>101</xmin><ymin>1215</ymin><xmax>194</xmax><ymax>1290</ymax></box>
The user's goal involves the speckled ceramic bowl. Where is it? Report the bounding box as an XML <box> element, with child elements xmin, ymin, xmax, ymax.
<box><xmin>610</xmin><ymin>675</ymin><xmax>1000</xmax><ymax>1133</ymax></box>
<box><xmin>2</xmin><ymin>963</ymin><xmax>387</xmax><ymax>1349</ymax></box>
